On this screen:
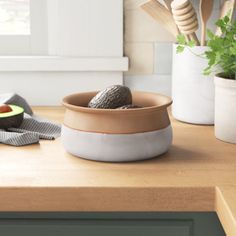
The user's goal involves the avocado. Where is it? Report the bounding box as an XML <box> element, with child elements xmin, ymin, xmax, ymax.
<box><xmin>0</xmin><ymin>93</ymin><xmax>33</xmax><ymax>115</ymax></box>
<box><xmin>88</xmin><ymin>85</ymin><xmax>132</xmax><ymax>109</ymax></box>
<box><xmin>0</xmin><ymin>105</ymin><xmax>24</xmax><ymax>129</ymax></box>
<box><xmin>117</xmin><ymin>104</ymin><xmax>143</xmax><ymax>109</ymax></box>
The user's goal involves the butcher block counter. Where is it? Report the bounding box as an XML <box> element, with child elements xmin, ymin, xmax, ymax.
<box><xmin>0</xmin><ymin>107</ymin><xmax>236</xmax><ymax>236</ymax></box>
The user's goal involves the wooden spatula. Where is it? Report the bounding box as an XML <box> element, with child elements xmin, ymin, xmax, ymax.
<box><xmin>199</xmin><ymin>0</ymin><xmax>214</xmax><ymax>46</ymax></box>
<box><xmin>162</xmin><ymin>0</ymin><xmax>181</xmax><ymax>34</ymax></box>
<box><xmin>162</xmin><ymin>0</ymin><xmax>173</xmax><ymax>10</ymax></box>
<box><xmin>140</xmin><ymin>0</ymin><xmax>179</xmax><ymax>37</ymax></box>
<box><xmin>215</xmin><ymin>0</ymin><xmax>235</xmax><ymax>36</ymax></box>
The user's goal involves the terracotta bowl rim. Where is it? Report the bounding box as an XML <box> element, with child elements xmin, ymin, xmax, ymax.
<box><xmin>62</xmin><ymin>91</ymin><xmax>172</xmax><ymax>114</ymax></box>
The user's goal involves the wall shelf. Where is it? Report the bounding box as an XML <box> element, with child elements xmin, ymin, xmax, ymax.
<box><xmin>0</xmin><ymin>56</ymin><xmax>129</xmax><ymax>72</ymax></box>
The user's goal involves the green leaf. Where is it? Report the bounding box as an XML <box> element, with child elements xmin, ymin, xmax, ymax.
<box><xmin>204</xmin><ymin>18</ymin><xmax>236</xmax><ymax>78</ymax></box>
<box><xmin>176</xmin><ymin>34</ymin><xmax>186</xmax><ymax>45</ymax></box>
<box><xmin>207</xmin><ymin>29</ymin><xmax>215</xmax><ymax>39</ymax></box>
<box><xmin>176</xmin><ymin>45</ymin><xmax>185</xmax><ymax>53</ymax></box>
<box><xmin>215</xmin><ymin>19</ymin><xmax>227</xmax><ymax>33</ymax></box>
<box><xmin>187</xmin><ymin>40</ymin><xmax>196</xmax><ymax>47</ymax></box>
<box><xmin>216</xmin><ymin>19</ymin><xmax>224</xmax><ymax>27</ymax></box>
<box><xmin>230</xmin><ymin>45</ymin><xmax>236</xmax><ymax>54</ymax></box>
<box><xmin>223</xmin><ymin>15</ymin><xmax>230</xmax><ymax>24</ymax></box>
<box><xmin>203</xmin><ymin>67</ymin><xmax>211</xmax><ymax>75</ymax></box>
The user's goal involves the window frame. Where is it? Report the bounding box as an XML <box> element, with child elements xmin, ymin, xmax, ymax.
<box><xmin>0</xmin><ymin>0</ymin><xmax>48</xmax><ymax>55</ymax></box>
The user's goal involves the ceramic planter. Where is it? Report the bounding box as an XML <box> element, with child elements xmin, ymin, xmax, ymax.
<box><xmin>215</xmin><ymin>75</ymin><xmax>236</xmax><ymax>144</ymax></box>
<box><xmin>62</xmin><ymin>91</ymin><xmax>173</xmax><ymax>162</ymax></box>
<box><xmin>172</xmin><ymin>44</ymin><xmax>214</xmax><ymax>124</ymax></box>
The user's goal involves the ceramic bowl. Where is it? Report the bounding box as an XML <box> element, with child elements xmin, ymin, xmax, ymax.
<box><xmin>62</xmin><ymin>91</ymin><xmax>173</xmax><ymax>162</ymax></box>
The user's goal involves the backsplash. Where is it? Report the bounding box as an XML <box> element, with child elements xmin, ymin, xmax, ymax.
<box><xmin>124</xmin><ymin>0</ymin><xmax>224</xmax><ymax>95</ymax></box>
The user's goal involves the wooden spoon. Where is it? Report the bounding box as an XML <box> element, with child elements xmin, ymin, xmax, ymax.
<box><xmin>176</xmin><ymin>16</ymin><xmax>196</xmax><ymax>26</ymax></box>
<box><xmin>199</xmin><ymin>0</ymin><xmax>214</xmax><ymax>46</ymax></box>
<box><xmin>173</xmin><ymin>8</ymin><xmax>195</xmax><ymax>21</ymax></box>
<box><xmin>171</xmin><ymin>0</ymin><xmax>200</xmax><ymax>45</ymax></box>
<box><xmin>215</xmin><ymin>0</ymin><xmax>235</xmax><ymax>36</ymax></box>
<box><xmin>140</xmin><ymin>0</ymin><xmax>179</xmax><ymax>37</ymax></box>
<box><xmin>172</xmin><ymin>3</ymin><xmax>192</xmax><ymax>15</ymax></box>
<box><xmin>171</xmin><ymin>0</ymin><xmax>189</xmax><ymax>10</ymax></box>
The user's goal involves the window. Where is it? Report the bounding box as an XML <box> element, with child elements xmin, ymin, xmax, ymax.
<box><xmin>0</xmin><ymin>0</ymin><xmax>47</xmax><ymax>55</ymax></box>
<box><xmin>0</xmin><ymin>0</ymin><xmax>30</xmax><ymax>35</ymax></box>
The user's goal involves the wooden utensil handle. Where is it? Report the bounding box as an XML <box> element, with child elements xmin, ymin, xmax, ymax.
<box><xmin>185</xmin><ymin>35</ymin><xmax>191</xmax><ymax>42</ymax></box>
<box><xmin>190</xmin><ymin>33</ymin><xmax>200</xmax><ymax>46</ymax></box>
<box><xmin>163</xmin><ymin>0</ymin><xmax>181</xmax><ymax>35</ymax></box>
<box><xmin>140</xmin><ymin>0</ymin><xmax>179</xmax><ymax>37</ymax></box>
<box><xmin>201</xmin><ymin>23</ymin><xmax>206</xmax><ymax>46</ymax></box>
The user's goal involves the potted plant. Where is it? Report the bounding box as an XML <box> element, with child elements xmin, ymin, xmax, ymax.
<box><xmin>175</xmin><ymin>15</ymin><xmax>236</xmax><ymax>143</ymax></box>
<box><xmin>172</xmin><ymin>33</ymin><xmax>215</xmax><ymax>125</ymax></box>
<box><xmin>204</xmin><ymin>16</ymin><xmax>236</xmax><ymax>143</ymax></box>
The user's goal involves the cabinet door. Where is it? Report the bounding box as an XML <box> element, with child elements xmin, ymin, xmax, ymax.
<box><xmin>0</xmin><ymin>212</ymin><xmax>225</xmax><ymax>236</ymax></box>
<box><xmin>0</xmin><ymin>219</ymin><xmax>191</xmax><ymax>236</ymax></box>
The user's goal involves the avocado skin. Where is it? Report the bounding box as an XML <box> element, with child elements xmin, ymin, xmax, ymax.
<box><xmin>117</xmin><ymin>104</ymin><xmax>142</xmax><ymax>109</ymax></box>
<box><xmin>0</xmin><ymin>113</ymin><xmax>24</xmax><ymax>129</ymax></box>
<box><xmin>88</xmin><ymin>85</ymin><xmax>132</xmax><ymax>109</ymax></box>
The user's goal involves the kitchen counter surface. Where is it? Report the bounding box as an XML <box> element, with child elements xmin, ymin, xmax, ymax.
<box><xmin>0</xmin><ymin>107</ymin><xmax>236</xmax><ymax>235</ymax></box>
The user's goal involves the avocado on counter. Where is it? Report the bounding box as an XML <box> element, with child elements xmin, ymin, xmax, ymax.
<box><xmin>0</xmin><ymin>104</ymin><xmax>24</xmax><ymax>129</ymax></box>
<box><xmin>88</xmin><ymin>85</ymin><xmax>132</xmax><ymax>109</ymax></box>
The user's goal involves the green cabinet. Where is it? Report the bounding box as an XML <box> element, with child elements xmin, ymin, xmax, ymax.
<box><xmin>0</xmin><ymin>212</ymin><xmax>225</xmax><ymax>236</ymax></box>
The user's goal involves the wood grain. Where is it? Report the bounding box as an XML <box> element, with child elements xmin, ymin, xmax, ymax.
<box><xmin>140</xmin><ymin>0</ymin><xmax>179</xmax><ymax>37</ymax></box>
<box><xmin>171</xmin><ymin>0</ymin><xmax>200</xmax><ymax>45</ymax></box>
<box><xmin>199</xmin><ymin>0</ymin><xmax>214</xmax><ymax>46</ymax></box>
<box><xmin>0</xmin><ymin>107</ymin><xmax>236</xmax><ymax>235</ymax></box>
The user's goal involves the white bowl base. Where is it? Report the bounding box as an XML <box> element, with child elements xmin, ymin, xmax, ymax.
<box><xmin>62</xmin><ymin>125</ymin><xmax>173</xmax><ymax>162</ymax></box>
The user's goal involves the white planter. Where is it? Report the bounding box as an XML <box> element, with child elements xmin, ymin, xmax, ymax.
<box><xmin>172</xmin><ymin>44</ymin><xmax>214</xmax><ymax>124</ymax></box>
<box><xmin>215</xmin><ymin>75</ymin><xmax>236</xmax><ymax>144</ymax></box>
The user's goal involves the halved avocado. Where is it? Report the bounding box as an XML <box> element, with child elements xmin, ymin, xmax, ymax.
<box><xmin>0</xmin><ymin>105</ymin><xmax>24</xmax><ymax>129</ymax></box>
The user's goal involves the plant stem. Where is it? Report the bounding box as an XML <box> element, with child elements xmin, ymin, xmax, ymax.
<box><xmin>186</xmin><ymin>47</ymin><xmax>206</xmax><ymax>59</ymax></box>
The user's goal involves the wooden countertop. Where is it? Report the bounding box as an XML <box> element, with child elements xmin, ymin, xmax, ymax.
<box><xmin>0</xmin><ymin>107</ymin><xmax>236</xmax><ymax>235</ymax></box>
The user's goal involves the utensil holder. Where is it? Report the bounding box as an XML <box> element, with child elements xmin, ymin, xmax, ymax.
<box><xmin>172</xmin><ymin>44</ymin><xmax>214</xmax><ymax>125</ymax></box>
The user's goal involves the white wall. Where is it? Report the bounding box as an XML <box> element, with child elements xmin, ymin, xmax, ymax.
<box><xmin>48</xmin><ymin>0</ymin><xmax>123</xmax><ymax>57</ymax></box>
<box><xmin>0</xmin><ymin>0</ymin><xmax>128</xmax><ymax>105</ymax></box>
<box><xmin>0</xmin><ymin>72</ymin><xmax>122</xmax><ymax>105</ymax></box>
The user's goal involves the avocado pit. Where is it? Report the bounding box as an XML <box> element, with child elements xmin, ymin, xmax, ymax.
<box><xmin>0</xmin><ymin>104</ymin><xmax>12</xmax><ymax>113</ymax></box>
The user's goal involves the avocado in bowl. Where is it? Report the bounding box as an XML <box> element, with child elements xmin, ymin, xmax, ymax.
<box><xmin>0</xmin><ymin>104</ymin><xmax>24</xmax><ymax>129</ymax></box>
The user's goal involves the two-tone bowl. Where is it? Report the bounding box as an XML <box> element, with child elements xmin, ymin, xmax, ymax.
<box><xmin>62</xmin><ymin>91</ymin><xmax>172</xmax><ymax>162</ymax></box>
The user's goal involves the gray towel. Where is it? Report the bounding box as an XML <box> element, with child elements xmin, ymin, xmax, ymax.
<box><xmin>0</xmin><ymin>114</ymin><xmax>61</xmax><ymax>146</ymax></box>
<box><xmin>0</xmin><ymin>93</ymin><xmax>33</xmax><ymax>115</ymax></box>
<box><xmin>0</xmin><ymin>94</ymin><xmax>61</xmax><ymax>146</ymax></box>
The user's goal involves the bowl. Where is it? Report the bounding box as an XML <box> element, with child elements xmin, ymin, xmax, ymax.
<box><xmin>62</xmin><ymin>91</ymin><xmax>172</xmax><ymax>162</ymax></box>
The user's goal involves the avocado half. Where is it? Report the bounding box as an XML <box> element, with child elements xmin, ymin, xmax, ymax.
<box><xmin>0</xmin><ymin>105</ymin><xmax>24</xmax><ymax>129</ymax></box>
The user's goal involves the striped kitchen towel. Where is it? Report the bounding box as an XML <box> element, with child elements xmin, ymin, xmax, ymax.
<box><xmin>0</xmin><ymin>114</ymin><xmax>61</xmax><ymax>146</ymax></box>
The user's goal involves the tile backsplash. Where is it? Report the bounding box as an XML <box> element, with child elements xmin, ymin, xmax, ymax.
<box><xmin>124</xmin><ymin>0</ymin><xmax>224</xmax><ymax>95</ymax></box>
